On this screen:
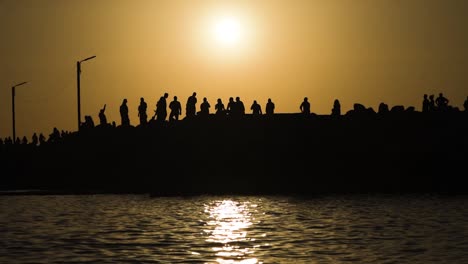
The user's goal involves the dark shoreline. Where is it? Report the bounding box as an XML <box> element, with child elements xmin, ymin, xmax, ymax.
<box><xmin>2</xmin><ymin>112</ymin><xmax>467</xmax><ymax>196</ymax></box>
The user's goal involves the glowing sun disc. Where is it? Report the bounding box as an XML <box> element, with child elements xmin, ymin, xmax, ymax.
<box><xmin>214</xmin><ymin>17</ymin><xmax>241</xmax><ymax>45</ymax></box>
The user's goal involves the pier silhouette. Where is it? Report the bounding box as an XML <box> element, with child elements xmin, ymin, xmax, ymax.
<box><xmin>1</xmin><ymin>94</ymin><xmax>467</xmax><ymax>196</ymax></box>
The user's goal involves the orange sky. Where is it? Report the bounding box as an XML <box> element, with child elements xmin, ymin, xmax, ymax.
<box><xmin>1</xmin><ymin>0</ymin><xmax>467</xmax><ymax>139</ymax></box>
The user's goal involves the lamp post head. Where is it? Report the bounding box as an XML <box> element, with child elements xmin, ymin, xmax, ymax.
<box><xmin>80</xmin><ymin>55</ymin><xmax>96</xmax><ymax>63</ymax></box>
<box><xmin>13</xmin><ymin>81</ymin><xmax>28</xmax><ymax>88</ymax></box>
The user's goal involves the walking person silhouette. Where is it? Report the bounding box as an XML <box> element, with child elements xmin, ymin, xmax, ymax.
<box><xmin>186</xmin><ymin>92</ymin><xmax>197</xmax><ymax>118</ymax></box>
<box><xmin>156</xmin><ymin>93</ymin><xmax>169</xmax><ymax>122</ymax></box>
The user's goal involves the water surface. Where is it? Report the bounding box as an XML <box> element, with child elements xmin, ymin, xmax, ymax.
<box><xmin>1</xmin><ymin>194</ymin><xmax>467</xmax><ymax>263</ymax></box>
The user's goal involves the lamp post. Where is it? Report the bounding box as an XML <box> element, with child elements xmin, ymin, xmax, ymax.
<box><xmin>77</xmin><ymin>55</ymin><xmax>96</xmax><ymax>131</ymax></box>
<box><xmin>12</xmin><ymin>81</ymin><xmax>28</xmax><ymax>142</ymax></box>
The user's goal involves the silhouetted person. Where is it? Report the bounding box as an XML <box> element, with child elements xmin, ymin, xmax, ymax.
<box><xmin>378</xmin><ymin>102</ymin><xmax>389</xmax><ymax>115</ymax></box>
<box><xmin>22</xmin><ymin>136</ymin><xmax>28</xmax><ymax>145</ymax></box>
<box><xmin>120</xmin><ymin>98</ymin><xmax>130</xmax><ymax>126</ymax></box>
<box><xmin>227</xmin><ymin>97</ymin><xmax>235</xmax><ymax>115</ymax></box>
<box><xmin>464</xmin><ymin>96</ymin><xmax>468</xmax><ymax>112</ymax></box>
<box><xmin>156</xmin><ymin>93</ymin><xmax>169</xmax><ymax>122</ymax></box>
<box><xmin>84</xmin><ymin>116</ymin><xmax>95</xmax><ymax>129</ymax></box>
<box><xmin>422</xmin><ymin>94</ymin><xmax>430</xmax><ymax>113</ymax></box>
<box><xmin>266</xmin><ymin>98</ymin><xmax>275</xmax><ymax>115</ymax></box>
<box><xmin>186</xmin><ymin>92</ymin><xmax>197</xmax><ymax>118</ymax></box>
<box><xmin>428</xmin><ymin>94</ymin><xmax>436</xmax><ymax>112</ymax></box>
<box><xmin>251</xmin><ymin>100</ymin><xmax>262</xmax><ymax>115</ymax></box>
<box><xmin>49</xmin><ymin>127</ymin><xmax>61</xmax><ymax>142</ymax></box>
<box><xmin>332</xmin><ymin>99</ymin><xmax>341</xmax><ymax>116</ymax></box>
<box><xmin>215</xmin><ymin>98</ymin><xmax>225</xmax><ymax>115</ymax></box>
<box><xmin>200</xmin><ymin>97</ymin><xmax>210</xmax><ymax>116</ymax></box>
<box><xmin>31</xmin><ymin>133</ymin><xmax>38</xmax><ymax>146</ymax></box>
<box><xmin>235</xmin><ymin>97</ymin><xmax>245</xmax><ymax>116</ymax></box>
<box><xmin>61</xmin><ymin>130</ymin><xmax>67</xmax><ymax>138</ymax></box>
<box><xmin>155</xmin><ymin>96</ymin><xmax>164</xmax><ymax>121</ymax></box>
<box><xmin>300</xmin><ymin>97</ymin><xmax>310</xmax><ymax>115</ymax></box>
<box><xmin>39</xmin><ymin>133</ymin><xmax>46</xmax><ymax>145</ymax></box>
<box><xmin>138</xmin><ymin>97</ymin><xmax>148</xmax><ymax>125</ymax></box>
<box><xmin>435</xmin><ymin>93</ymin><xmax>449</xmax><ymax>111</ymax></box>
<box><xmin>169</xmin><ymin>96</ymin><xmax>182</xmax><ymax>121</ymax></box>
<box><xmin>99</xmin><ymin>104</ymin><xmax>108</xmax><ymax>125</ymax></box>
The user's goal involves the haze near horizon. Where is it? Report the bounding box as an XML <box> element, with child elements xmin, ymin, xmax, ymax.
<box><xmin>1</xmin><ymin>0</ymin><xmax>467</xmax><ymax>138</ymax></box>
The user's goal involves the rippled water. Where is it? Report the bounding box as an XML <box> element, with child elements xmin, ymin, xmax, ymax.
<box><xmin>1</xmin><ymin>194</ymin><xmax>467</xmax><ymax>263</ymax></box>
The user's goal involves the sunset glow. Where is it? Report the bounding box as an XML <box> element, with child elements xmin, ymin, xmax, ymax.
<box><xmin>214</xmin><ymin>17</ymin><xmax>242</xmax><ymax>46</ymax></box>
<box><xmin>1</xmin><ymin>0</ymin><xmax>467</xmax><ymax>139</ymax></box>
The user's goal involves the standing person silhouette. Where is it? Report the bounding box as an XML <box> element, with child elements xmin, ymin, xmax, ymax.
<box><xmin>331</xmin><ymin>99</ymin><xmax>341</xmax><ymax>116</ymax></box>
<box><xmin>300</xmin><ymin>97</ymin><xmax>310</xmax><ymax>115</ymax></box>
<box><xmin>120</xmin><ymin>98</ymin><xmax>130</xmax><ymax>126</ymax></box>
<box><xmin>266</xmin><ymin>98</ymin><xmax>275</xmax><ymax>115</ymax></box>
<box><xmin>186</xmin><ymin>92</ymin><xmax>197</xmax><ymax>118</ymax></box>
<box><xmin>428</xmin><ymin>95</ymin><xmax>436</xmax><ymax>112</ymax></box>
<box><xmin>169</xmin><ymin>96</ymin><xmax>182</xmax><ymax>121</ymax></box>
<box><xmin>31</xmin><ymin>133</ymin><xmax>38</xmax><ymax>146</ymax></box>
<box><xmin>235</xmin><ymin>97</ymin><xmax>245</xmax><ymax>116</ymax></box>
<box><xmin>422</xmin><ymin>94</ymin><xmax>430</xmax><ymax>113</ymax></box>
<box><xmin>435</xmin><ymin>93</ymin><xmax>449</xmax><ymax>111</ymax></box>
<box><xmin>227</xmin><ymin>97</ymin><xmax>235</xmax><ymax>116</ymax></box>
<box><xmin>99</xmin><ymin>104</ymin><xmax>108</xmax><ymax>125</ymax></box>
<box><xmin>39</xmin><ymin>133</ymin><xmax>46</xmax><ymax>145</ymax></box>
<box><xmin>251</xmin><ymin>100</ymin><xmax>262</xmax><ymax>115</ymax></box>
<box><xmin>138</xmin><ymin>97</ymin><xmax>148</xmax><ymax>125</ymax></box>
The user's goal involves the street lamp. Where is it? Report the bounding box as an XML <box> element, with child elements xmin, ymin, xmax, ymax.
<box><xmin>77</xmin><ymin>55</ymin><xmax>96</xmax><ymax>131</ymax></box>
<box><xmin>12</xmin><ymin>81</ymin><xmax>28</xmax><ymax>142</ymax></box>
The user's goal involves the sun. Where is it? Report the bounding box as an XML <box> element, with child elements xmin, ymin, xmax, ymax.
<box><xmin>214</xmin><ymin>17</ymin><xmax>242</xmax><ymax>46</ymax></box>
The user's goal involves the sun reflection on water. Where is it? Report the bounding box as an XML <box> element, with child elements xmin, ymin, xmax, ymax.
<box><xmin>204</xmin><ymin>200</ymin><xmax>260</xmax><ymax>264</ymax></box>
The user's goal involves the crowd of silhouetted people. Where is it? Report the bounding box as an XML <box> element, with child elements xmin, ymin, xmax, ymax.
<box><xmin>1</xmin><ymin>92</ymin><xmax>467</xmax><ymax>148</ymax></box>
<box><xmin>0</xmin><ymin>127</ymin><xmax>71</xmax><ymax>147</ymax></box>
<box><xmin>107</xmin><ymin>92</ymin><xmax>278</xmax><ymax>127</ymax></box>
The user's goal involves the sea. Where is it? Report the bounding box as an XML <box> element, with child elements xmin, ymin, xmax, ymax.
<box><xmin>1</xmin><ymin>194</ymin><xmax>467</xmax><ymax>264</ymax></box>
